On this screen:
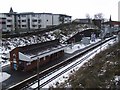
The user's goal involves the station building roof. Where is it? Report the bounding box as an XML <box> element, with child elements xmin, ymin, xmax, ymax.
<box><xmin>12</xmin><ymin>39</ymin><xmax>65</xmax><ymax>62</ymax></box>
<box><xmin>102</xmin><ymin>21</ymin><xmax>120</xmax><ymax>25</ymax></box>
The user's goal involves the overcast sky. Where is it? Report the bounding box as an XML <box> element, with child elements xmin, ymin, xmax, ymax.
<box><xmin>0</xmin><ymin>0</ymin><xmax>119</xmax><ymax>20</ymax></box>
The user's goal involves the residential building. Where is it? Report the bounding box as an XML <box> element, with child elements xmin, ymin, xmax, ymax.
<box><xmin>118</xmin><ymin>1</ymin><xmax>120</xmax><ymax>21</ymax></box>
<box><xmin>0</xmin><ymin>8</ymin><xmax>71</xmax><ymax>32</ymax></box>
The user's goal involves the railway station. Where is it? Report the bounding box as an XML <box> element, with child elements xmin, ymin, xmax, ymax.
<box><xmin>9</xmin><ymin>39</ymin><xmax>65</xmax><ymax>71</ymax></box>
<box><xmin>1</xmin><ymin>8</ymin><xmax>120</xmax><ymax>89</ymax></box>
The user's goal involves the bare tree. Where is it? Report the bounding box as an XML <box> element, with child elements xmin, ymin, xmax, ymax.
<box><xmin>94</xmin><ymin>13</ymin><xmax>104</xmax><ymax>19</ymax></box>
<box><xmin>86</xmin><ymin>13</ymin><xmax>91</xmax><ymax>19</ymax></box>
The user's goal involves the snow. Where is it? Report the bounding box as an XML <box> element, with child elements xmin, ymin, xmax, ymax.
<box><xmin>1</xmin><ymin>62</ymin><xmax>10</xmax><ymax>68</ymax></box>
<box><xmin>30</xmin><ymin>47</ymin><xmax>65</xmax><ymax>61</ymax></box>
<box><xmin>0</xmin><ymin>30</ymin><xmax>118</xmax><ymax>88</ymax></box>
<box><xmin>0</xmin><ymin>72</ymin><xmax>11</xmax><ymax>83</ymax></box>
<box><xmin>64</xmin><ymin>44</ymin><xmax>85</xmax><ymax>54</ymax></box>
<box><xmin>48</xmin><ymin>34</ymin><xmax>55</xmax><ymax>40</ymax></box>
<box><xmin>19</xmin><ymin>52</ymin><xmax>31</xmax><ymax>62</ymax></box>
<box><xmin>115</xmin><ymin>76</ymin><xmax>120</xmax><ymax>82</ymax></box>
<box><xmin>30</xmin><ymin>37</ymin><xmax>117</xmax><ymax>89</ymax></box>
<box><xmin>0</xmin><ymin>32</ymin><xmax>59</xmax><ymax>66</ymax></box>
<box><xmin>0</xmin><ymin>30</ymin><xmax>81</xmax><ymax>67</ymax></box>
<box><xmin>0</xmin><ymin>47</ymin><xmax>11</xmax><ymax>68</ymax></box>
<box><xmin>64</xmin><ymin>38</ymin><xmax>101</xmax><ymax>54</ymax></box>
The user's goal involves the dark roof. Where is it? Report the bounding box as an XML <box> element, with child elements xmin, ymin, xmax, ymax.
<box><xmin>102</xmin><ymin>21</ymin><xmax>120</xmax><ymax>25</ymax></box>
<box><xmin>54</xmin><ymin>14</ymin><xmax>72</xmax><ymax>17</ymax></box>
<box><xmin>19</xmin><ymin>39</ymin><xmax>60</xmax><ymax>55</ymax></box>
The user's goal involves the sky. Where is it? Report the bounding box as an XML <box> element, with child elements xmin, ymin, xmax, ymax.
<box><xmin>0</xmin><ymin>0</ymin><xmax>119</xmax><ymax>21</ymax></box>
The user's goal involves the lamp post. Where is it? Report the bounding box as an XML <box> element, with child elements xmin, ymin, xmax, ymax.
<box><xmin>37</xmin><ymin>57</ymin><xmax>40</xmax><ymax>90</ymax></box>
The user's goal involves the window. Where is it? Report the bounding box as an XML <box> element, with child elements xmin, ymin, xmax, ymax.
<box><xmin>38</xmin><ymin>19</ymin><xmax>41</xmax><ymax>23</ymax></box>
<box><xmin>2</xmin><ymin>18</ymin><xmax>6</xmax><ymax>19</ymax></box>
<box><xmin>18</xmin><ymin>25</ymin><xmax>21</xmax><ymax>27</ymax></box>
<box><xmin>32</xmin><ymin>14</ymin><xmax>37</xmax><ymax>17</ymax></box>
<box><xmin>18</xmin><ymin>15</ymin><xmax>20</xmax><ymax>18</ymax></box>
<box><xmin>32</xmin><ymin>19</ymin><xmax>37</xmax><ymax>22</ymax></box>
<box><xmin>18</xmin><ymin>20</ymin><xmax>21</xmax><ymax>22</ymax></box>
<box><xmin>7</xmin><ymin>20</ymin><xmax>12</xmax><ymax>22</ymax></box>
<box><xmin>7</xmin><ymin>25</ymin><xmax>12</xmax><ymax>27</ymax></box>
<box><xmin>22</xmin><ymin>25</ymin><xmax>26</xmax><ymax>27</ymax></box>
<box><xmin>2</xmin><ymin>22</ymin><xmax>6</xmax><ymax>24</ymax></box>
<box><xmin>22</xmin><ymin>20</ymin><xmax>26</xmax><ymax>22</ymax></box>
<box><xmin>32</xmin><ymin>25</ymin><xmax>37</xmax><ymax>27</ymax></box>
<box><xmin>7</xmin><ymin>14</ymin><xmax>12</xmax><ymax>17</ymax></box>
<box><xmin>38</xmin><ymin>25</ymin><xmax>41</xmax><ymax>28</ymax></box>
<box><xmin>21</xmin><ymin>15</ymin><xmax>26</xmax><ymax>17</ymax></box>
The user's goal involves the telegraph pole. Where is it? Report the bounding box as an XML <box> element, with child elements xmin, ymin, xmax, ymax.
<box><xmin>37</xmin><ymin>58</ymin><xmax>40</xmax><ymax>90</ymax></box>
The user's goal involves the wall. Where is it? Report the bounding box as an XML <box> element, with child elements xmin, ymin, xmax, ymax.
<box><xmin>118</xmin><ymin>1</ymin><xmax>120</xmax><ymax>21</ymax></box>
<box><xmin>1</xmin><ymin>13</ymin><xmax>71</xmax><ymax>32</ymax></box>
<box><xmin>53</xmin><ymin>14</ymin><xmax>60</xmax><ymax>25</ymax></box>
<box><xmin>23</xmin><ymin>50</ymin><xmax>64</xmax><ymax>71</ymax></box>
<box><xmin>10</xmin><ymin>47</ymin><xmax>19</xmax><ymax>70</ymax></box>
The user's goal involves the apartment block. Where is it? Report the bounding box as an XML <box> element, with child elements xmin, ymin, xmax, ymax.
<box><xmin>118</xmin><ymin>1</ymin><xmax>120</xmax><ymax>21</ymax></box>
<box><xmin>0</xmin><ymin>8</ymin><xmax>71</xmax><ymax>32</ymax></box>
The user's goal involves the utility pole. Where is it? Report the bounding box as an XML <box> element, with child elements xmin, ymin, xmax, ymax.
<box><xmin>37</xmin><ymin>57</ymin><xmax>40</xmax><ymax>90</ymax></box>
<box><xmin>0</xmin><ymin>61</ymin><xmax>2</xmax><ymax>90</ymax></box>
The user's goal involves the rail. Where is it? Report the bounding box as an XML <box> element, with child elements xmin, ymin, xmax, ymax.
<box><xmin>8</xmin><ymin>36</ymin><xmax>116</xmax><ymax>90</ymax></box>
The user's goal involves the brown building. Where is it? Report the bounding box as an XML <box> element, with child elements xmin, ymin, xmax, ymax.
<box><xmin>9</xmin><ymin>39</ymin><xmax>65</xmax><ymax>71</ymax></box>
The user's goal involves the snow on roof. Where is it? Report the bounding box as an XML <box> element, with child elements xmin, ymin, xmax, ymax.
<box><xmin>19</xmin><ymin>52</ymin><xmax>31</xmax><ymax>62</ymax></box>
<box><xmin>19</xmin><ymin>46</ymin><xmax>65</xmax><ymax>62</ymax></box>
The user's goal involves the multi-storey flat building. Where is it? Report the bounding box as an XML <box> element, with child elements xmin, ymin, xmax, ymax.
<box><xmin>0</xmin><ymin>8</ymin><xmax>71</xmax><ymax>32</ymax></box>
<box><xmin>118</xmin><ymin>1</ymin><xmax>120</xmax><ymax>21</ymax></box>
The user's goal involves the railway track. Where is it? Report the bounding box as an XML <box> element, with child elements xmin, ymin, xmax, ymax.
<box><xmin>7</xmin><ymin>36</ymin><xmax>116</xmax><ymax>90</ymax></box>
<box><xmin>30</xmin><ymin>36</ymin><xmax>116</xmax><ymax>89</ymax></box>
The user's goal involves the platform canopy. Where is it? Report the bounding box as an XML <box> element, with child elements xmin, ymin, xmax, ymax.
<box><xmin>18</xmin><ymin>46</ymin><xmax>65</xmax><ymax>62</ymax></box>
<box><xmin>18</xmin><ymin>39</ymin><xmax>66</xmax><ymax>62</ymax></box>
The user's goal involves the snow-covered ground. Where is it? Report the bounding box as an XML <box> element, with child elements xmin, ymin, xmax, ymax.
<box><xmin>0</xmin><ymin>30</ymin><xmax>76</xmax><ymax>84</ymax></box>
<box><xmin>65</xmin><ymin>39</ymin><xmax>101</xmax><ymax>54</ymax></box>
<box><xmin>0</xmin><ymin>72</ymin><xmax>11</xmax><ymax>83</ymax></box>
<box><xmin>0</xmin><ymin>30</ymin><xmax>118</xmax><ymax>88</ymax></box>
<box><xmin>0</xmin><ymin>31</ymin><xmax>59</xmax><ymax>67</ymax></box>
<box><xmin>0</xmin><ymin>36</ymin><xmax>117</xmax><ymax>87</ymax></box>
<box><xmin>30</xmin><ymin>37</ymin><xmax>117</xmax><ymax>89</ymax></box>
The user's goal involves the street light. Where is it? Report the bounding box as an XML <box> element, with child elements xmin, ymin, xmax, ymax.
<box><xmin>37</xmin><ymin>57</ymin><xmax>40</xmax><ymax>90</ymax></box>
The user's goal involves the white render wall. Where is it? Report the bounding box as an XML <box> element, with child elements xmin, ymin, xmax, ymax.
<box><xmin>118</xmin><ymin>1</ymin><xmax>120</xmax><ymax>21</ymax></box>
<box><xmin>40</xmin><ymin>14</ymin><xmax>46</xmax><ymax>28</ymax></box>
<box><xmin>40</xmin><ymin>14</ymin><xmax>53</xmax><ymax>28</ymax></box>
<box><xmin>53</xmin><ymin>14</ymin><xmax>61</xmax><ymax>25</ymax></box>
<box><xmin>0</xmin><ymin>13</ymin><xmax>71</xmax><ymax>31</ymax></box>
<box><xmin>45</xmin><ymin>14</ymin><xmax>53</xmax><ymax>27</ymax></box>
<box><xmin>0</xmin><ymin>14</ymin><xmax>6</xmax><ymax>31</ymax></box>
<box><xmin>6</xmin><ymin>14</ymin><xmax>15</xmax><ymax>31</ymax></box>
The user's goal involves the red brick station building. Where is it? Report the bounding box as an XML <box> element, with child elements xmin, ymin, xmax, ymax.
<box><xmin>9</xmin><ymin>39</ymin><xmax>65</xmax><ymax>71</ymax></box>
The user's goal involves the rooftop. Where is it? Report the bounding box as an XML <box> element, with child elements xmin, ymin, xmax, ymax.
<box><xmin>17</xmin><ymin>39</ymin><xmax>65</xmax><ymax>62</ymax></box>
